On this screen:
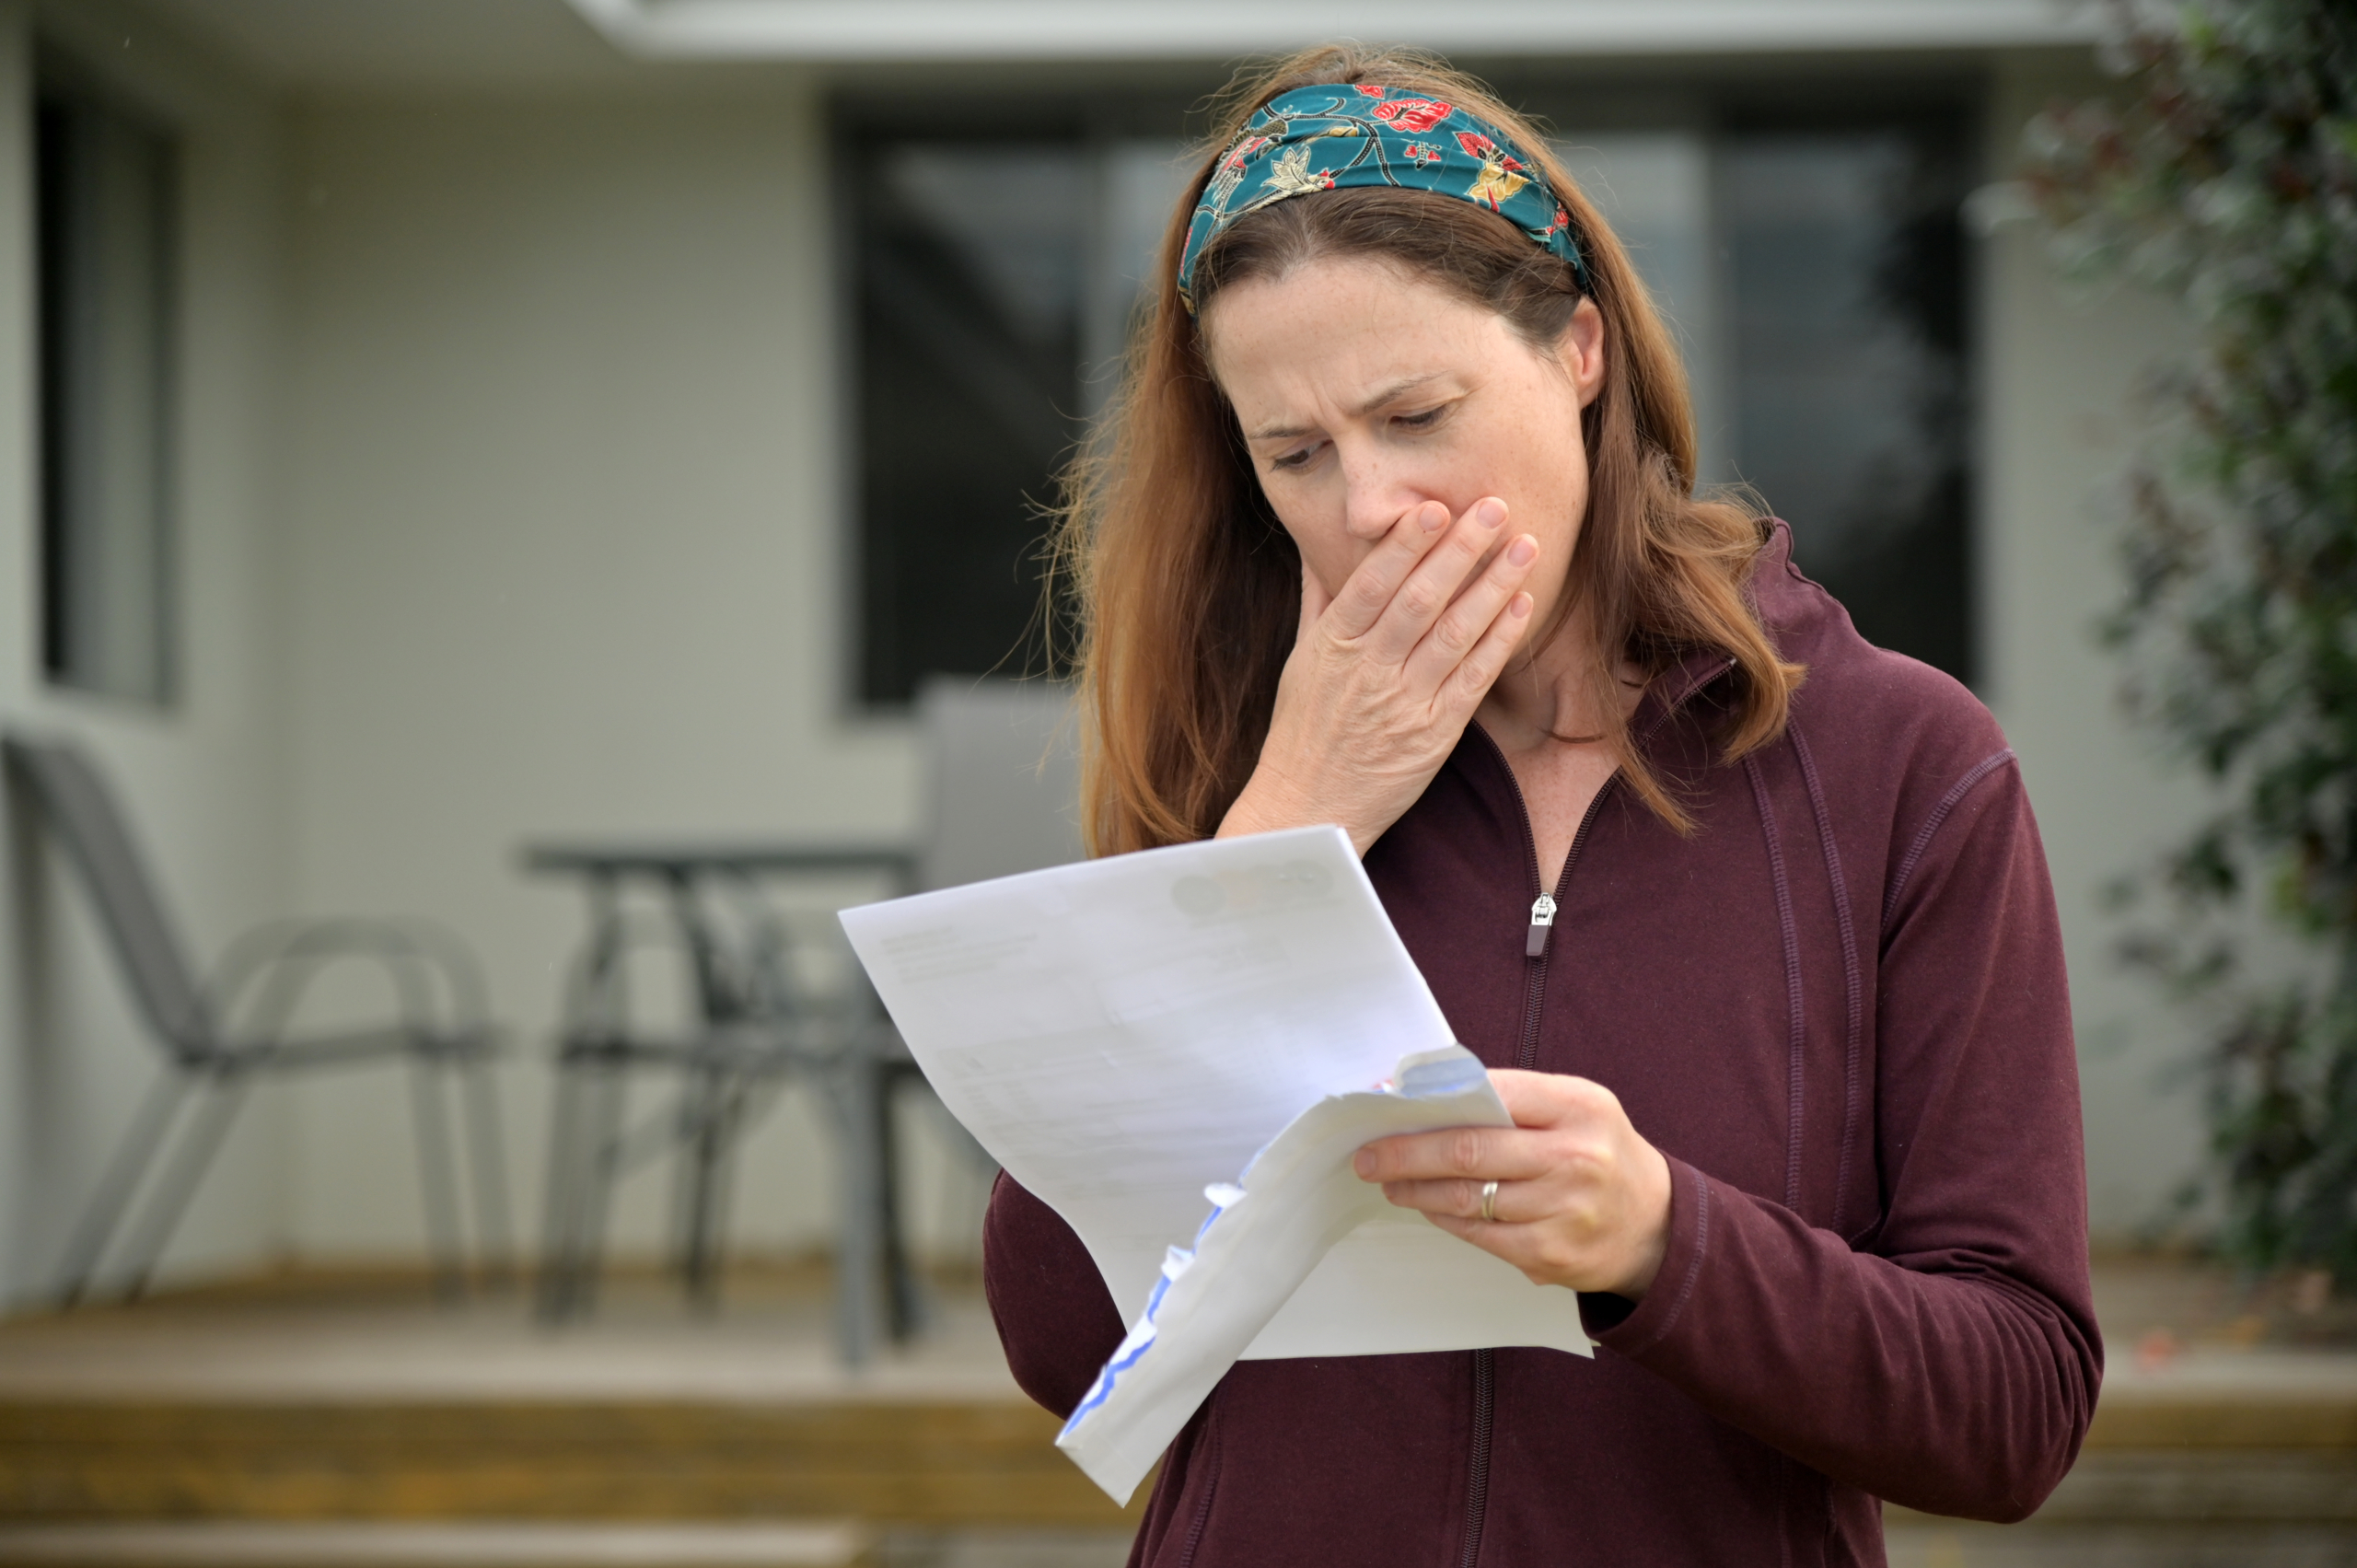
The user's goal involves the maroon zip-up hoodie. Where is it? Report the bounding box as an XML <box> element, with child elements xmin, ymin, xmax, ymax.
<box><xmin>984</xmin><ymin>525</ymin><xmax>2102</xmax><ymax>1567</ymax></box>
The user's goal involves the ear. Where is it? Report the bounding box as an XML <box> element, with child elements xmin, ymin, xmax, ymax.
<box><xmin>1556</xmin><ymin>297</ymin><xmax>1608</xmax><ymax>411</ymax></box>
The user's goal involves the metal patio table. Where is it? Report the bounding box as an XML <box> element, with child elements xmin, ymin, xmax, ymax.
<box><xmin>524</xmin><ymin>840</ymin><xmax>921</xmax><ymax>1365</ymax></box>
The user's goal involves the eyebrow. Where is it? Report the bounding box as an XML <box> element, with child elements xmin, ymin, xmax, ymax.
<box><xmin>1245</xmin><ymin>373</ymin><xmax>1450</xmax><ymax>443</ymax></box>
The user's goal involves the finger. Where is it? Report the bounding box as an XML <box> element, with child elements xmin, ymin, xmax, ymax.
<box><xmin>1488</xmin><ymin>1069</ymin><xmax>1617</xmax><ymax>1130</ymax></box>
<box><xmin>1431</xmin><ymin>587</ymin><xmax>1537</xmax><ymax>718</ymax></box>
<box><xmin>1361</xmin><ymin>498</ymin><xmax>1510</xmax><ymax>662</ymax></box>
<box><xmin>1423</xmin><ymin>1212</ymin><xmax>1492</xmax><ymax>1242</ymax></box>
<box><xmin>1401</xmin><ymin>532</ymin><xmax>1539</xmax><ymax>697</ymax></box>
<box><xmin>1295</xmin><ymin>556</ymin><xmax>1332</xmax><ymax>645</ymax></box>
<box><xmin>1320</xmin><ymin>500</ymin><xmax>1452</xmax><ymax>640</ymax></box>
<box><xmin>1378</xmin><ymin>1175</ymin><xmax>1531</xmax><ymax>1223</ymax></box>
<box><xmin>1352</xmin><ymin>1123</ymin><xmax>1548</xmax><ymax>1184</ymax></box>
<box><xmin>1424</xmin><ymin>1210</ymin><xmax>1571</xmax><ymax>1289</ymax></box>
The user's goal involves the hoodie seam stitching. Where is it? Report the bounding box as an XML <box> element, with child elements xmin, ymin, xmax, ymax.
<box><xmin>1172</xmin><ymin>1399</ymin><xmax>1221</xmax><ymax>1568</ymax></box>
<box><xmin>1745</xmin><ymin>754</ymin><xmax>1806</xmax><ymax>1214</ymax></box>
<box><xmin>1883</xmin><ymin>749</ymin><xmax>2018</xmax><ymax>930</ymax></box>
<box><xmin>1789</xmin><ymin>720</ymin><xmax>1866</xmax><ymax>1236</ymax></box>
<box><xmin>1619</xmin><ymin>1172</ymin><xmax>1710</xmax><ymax>1357</ymax></box>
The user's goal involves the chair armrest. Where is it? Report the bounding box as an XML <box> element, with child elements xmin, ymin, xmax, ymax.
<box><xmin>208</xmin><ymin>917</ymin><xmax>493</xmax><ymax>1052</ymax></box>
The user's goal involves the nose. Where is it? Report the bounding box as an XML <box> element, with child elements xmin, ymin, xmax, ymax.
<box><xmin>1338</xmin><ymin>442</ymin><xmax>1424</xmax><ymax>542</ymax></box>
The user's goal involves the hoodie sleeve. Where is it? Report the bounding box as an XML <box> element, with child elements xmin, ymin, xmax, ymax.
<box><xmin>983</xmin><ymin>1169</ymin><xmax>1129</xmax><ymax>1420</ymax></box>
<box><xmin>1581</xmin><ymin>751</ymin><xmax>2103</xmax><ymax>1522</ymax></box>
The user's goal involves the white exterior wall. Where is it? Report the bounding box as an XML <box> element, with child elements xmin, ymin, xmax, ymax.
<box><xmin>0</xmin><ymin>0</ymin><xmax>292</xmax><ymax>1308</ymax></box>
<box><xmin>273</xmin><ymin>87</ymin><xmax>927</xmax><ymax>1260</ymax></box>
<box><xmin>1979</xmin><ymin>52</ymin><xmax>2210</xmax><ymax>1236</ymax></box>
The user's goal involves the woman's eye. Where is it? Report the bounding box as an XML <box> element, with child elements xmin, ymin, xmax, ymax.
<box><xmin>1396</xmin><ymin>406</ymin><xmax>1446</xmax><ymax>431</ymax></box>
<box><xmin>1270</xmin><ymin>444</ymin><xmax>1320</xmax><ymax>472</ymax></box>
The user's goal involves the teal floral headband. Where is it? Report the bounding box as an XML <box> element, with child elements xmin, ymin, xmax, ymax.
<box><xmin>1177</xmin><ymin>83</ymin><xmax>1587</xmax><ymax>314</ymax></box>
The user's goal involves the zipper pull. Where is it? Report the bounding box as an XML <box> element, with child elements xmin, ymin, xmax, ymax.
<box><xmin>1526</xmin><ymin>894</ymin><xmax>1557</xmax><ymax>958</ymax></box>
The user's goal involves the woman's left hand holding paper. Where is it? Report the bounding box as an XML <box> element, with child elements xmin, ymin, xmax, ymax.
<box><xmin>1352</xmin><ymin>1068</ymin><xmax>1673</xmax><ymax>1300</ymax></box>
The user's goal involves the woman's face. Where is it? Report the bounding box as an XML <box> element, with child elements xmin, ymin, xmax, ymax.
<box><xmin>1202</xmin><ymin>256</ymin><xmax>1607</xmax><ymax>632</ymax></box>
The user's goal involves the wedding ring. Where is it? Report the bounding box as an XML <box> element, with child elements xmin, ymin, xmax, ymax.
<box><xmin>1480</xmin><ymin>1179</ymin><xmax>1499</xmax><ymax>1224</ymax></box>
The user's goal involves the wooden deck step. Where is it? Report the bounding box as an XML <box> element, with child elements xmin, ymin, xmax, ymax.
<box><xmin>0</xmin><ymin>1268</ymin><xmax>1142</xmax><ymax>1530</ymax></box>
<box><xmin>1</xmin><ymin>1261</ymin><xmax>2351</xmax><ymax>1544</ymax></box>
<box><xmin>6</xmin><ymin>1386</ymin><xmax>2353</xmax><ymax>1530</ymax></box>
<box><xmin>0</xmin><ymin>1522</ymin><xmax>873</xmax><ymax>1568</ymax></box>
<box><xmin>1887</xmin><ymin>1366</ymin><xmax>2357</xmax><ymax>1530</ymax></box>
<box><xmin>0</xmin><ymin>1401</ymin><xmax>1140</xmax><ymax>1528</ymax></box>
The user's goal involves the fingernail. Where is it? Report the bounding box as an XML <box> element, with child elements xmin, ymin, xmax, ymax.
<box><xmin>1507</xmin><ymin>535</ymin><xmax>1537</xmax><ymax>565</ymax></box>
<box><xmin>1509</xmin><ymin>592</ymin><xmax>1533</xmax><ymax>619</ymax></box>
<box><xmin>1420</xmin><ymin>503</ymin><xmax>1448</xmax><ymax>533</ymax></box>
<box><xmin>1353</xmin><ymin>1149</ymin><xmax>1376</xmax><ymax>1178</ymax></box>
<box><xmin>1476</xmin><ymin>499</ymin><xmax>1507</xmax><ymax>528</ymax></box>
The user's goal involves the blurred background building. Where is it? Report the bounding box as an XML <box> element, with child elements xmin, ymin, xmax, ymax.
<box><xmin>0</xmin><ymin>0</ymin><xmax>2190</xmax><ymax>1305</ymax></box>
<box><xmin>17</xmin><ymin>6</ymin><xmax>2357</xmax><ymax>1565</ymax></box>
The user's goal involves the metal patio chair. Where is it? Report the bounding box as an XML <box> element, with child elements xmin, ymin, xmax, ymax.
<box><xmin>3</xmin><ymin>733</ymin><xmax>512</xmax><ymax>1306</ymax></box>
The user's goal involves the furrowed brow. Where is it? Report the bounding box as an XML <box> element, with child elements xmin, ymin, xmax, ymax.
<box><xmin>1352</xmin><ymin>373</ymin><xmax>1446</xmax><ymax>418</ymax></box>
<box><xmin>1247</xmin><ymin>418</ymin><xmax>1314</xmax><ymax>443</ymax></box>
<box><xmin>1246</xmin><ymin>374</ymin><xmax>1449</xmax><ymax>444</ymax></box>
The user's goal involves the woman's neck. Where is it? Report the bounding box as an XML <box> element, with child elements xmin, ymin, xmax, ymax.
<box><xmin>1476</xmin><ymin>615</ymin><xmax>1641</xmax><ymax>756</ymax></box>
<box><xmin>1473</xmin><ymin>620</ymin><xmax>1643</xmax><ymax>889</ymax></box>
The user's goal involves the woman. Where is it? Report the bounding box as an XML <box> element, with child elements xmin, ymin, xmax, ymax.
<box><xmin>988</xmin><ymin>45</ymin><xmax>2100</xmax><ymax>1567</ymax></box>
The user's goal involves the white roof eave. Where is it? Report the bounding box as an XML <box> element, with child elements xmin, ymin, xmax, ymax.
<box><xmin>564</xmin><ymin>0</ymin><xmax>2107</xmax><ymax>63</ymax></box>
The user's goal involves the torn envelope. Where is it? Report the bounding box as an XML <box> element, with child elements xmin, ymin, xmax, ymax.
<box><xmin>1055</xmin><ymin>1044</ymin><xmax>1591</xmax><ymax>1504</ymax></box>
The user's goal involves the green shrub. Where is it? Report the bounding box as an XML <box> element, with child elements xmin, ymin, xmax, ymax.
<box><xmin>2023</xmin><ymin>0</ymin><xmax>2357</xmax><ymax>1278</ymax></box>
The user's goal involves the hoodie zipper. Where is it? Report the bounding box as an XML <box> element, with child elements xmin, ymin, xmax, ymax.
<box><xmin>1453</xmin><ymin>664</ymin><xmax>1729</xmax><ymax>1567</ymax></box>
<box><xmin>1457</xmin><ymin>726</ymin><xmax>1618</xmax><ymax>1568</ymax></box>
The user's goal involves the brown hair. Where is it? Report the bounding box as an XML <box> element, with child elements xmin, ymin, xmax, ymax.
<box><xmin>1054</xmin><ymin>44</ymin><xmax>1802</xmax><ymax>854</ymax></box>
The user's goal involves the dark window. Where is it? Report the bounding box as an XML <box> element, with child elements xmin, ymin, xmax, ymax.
<box><xmin>1722</xmin><ymin>110</ymin><xmax>1974</xmax><ymax>683</ymax></box>
<box><xmin>37</xmin><ymin>58</ymin><xmax>179</xmax><ymax>705</ymax></box>
<box><xmin>843</xmin><ymin>87</ymin><xmax>1978</xmax><ymax>703</ymax></box>
<box><xmin>841</xmin><ymin>94</ymin><xmax>1195</xmax><ymax>709</ymax></box>
<box><xmin>852</xmin><ymin>142</ymin><xmax>1086</xmax><ymax>705</ymax></box>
